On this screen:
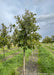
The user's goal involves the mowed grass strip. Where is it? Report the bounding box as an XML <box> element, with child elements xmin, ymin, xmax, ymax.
<box><xmin>38</xmin><ymin>46</ymin><xmax>54</xmax><ymax>73</ymax></box>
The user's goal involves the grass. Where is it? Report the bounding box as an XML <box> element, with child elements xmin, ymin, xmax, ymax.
<box><xmin>0</xmin><ymin>48</ymin><xmax>32</xmax><ymax>75</ymax></box>
<box><xmin>41</xmin><ymin>43</ymin><xmax>54</xmax><ymax>50</ymax></box>
<box><xmin>0</xmin><ymin>43</ymin><xmax>54</xmax><ymax>75</ymax></box>
<box><xmin>38</xmin><ymin>46</ymin><xmax>54</xmax><ymax>73</ymax></box>
<box><xmin>0</xmin><ymin>47</ymin><xmax>22</xmax><ymax>60</ymax></box>
<box><xmin>46</xmin><ymin>45</ymin><xmax>54</xmax><ymax>50</ymax></box>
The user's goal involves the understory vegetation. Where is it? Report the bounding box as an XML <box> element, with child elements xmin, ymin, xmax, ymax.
<box><xmin>0</xmin><ymin>43</ymin><xmax>54</xmax><ymax>75</ymax></box>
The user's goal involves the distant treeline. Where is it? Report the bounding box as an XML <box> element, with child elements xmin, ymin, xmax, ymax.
<box><xmin>42</xmin><ymin>35</ymin><xmax>54</xmax><ymax>43</ymax></box>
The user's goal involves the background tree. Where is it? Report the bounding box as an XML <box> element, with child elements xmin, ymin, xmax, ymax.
<box><xmin>42</xmin><ymin>36</ymin><xmax>51</xmax><ymax>43</ymax></box>
<box><xmin>29</xmin><ymin>32</ymin><xmax>42</xmax><ymax>57</ymax></box>
<box><xmin>15</xmin><ymin>10</ymin><xmax>41</xmax><ymax>75</ymax></box>
<box><xmin>51</xmin><ymin>35</ymin><xmax>54</xmax><ymax>43</ymax></box>
<box><xmin>0</xmin><ymin>23</ymin><xmax>12</xmax><ymax>60</ymax></box>
<box><xmin>0</xmin><ymin>23</ymin><xmax>8</xmax><ymax>60</ymax></box>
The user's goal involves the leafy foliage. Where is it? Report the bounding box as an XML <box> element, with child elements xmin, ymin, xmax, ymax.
<box><xmin>12</xmin><ymin>28</ymin><xmax>19</xmax><ymax>46</ymax></box>
<box><xmin>0</xmin><ymin>23</ymin><xmax>8</xmax><ymax>47</ymax></box>
<box><xmin>15</xmin><ymin>10</ymin><xmax>41</xmax><ymax>50</ymax></box>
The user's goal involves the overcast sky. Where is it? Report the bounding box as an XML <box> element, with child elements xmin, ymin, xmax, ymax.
<box><xmin>0</xmin><ymin>0</ymin><xmax>54</xmax><ymax>39</ymax></box>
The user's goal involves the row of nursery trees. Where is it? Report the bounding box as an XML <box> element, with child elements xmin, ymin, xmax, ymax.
<box><xmin>0</xmin><ymin>10</ymin><xmax>41</xmax><ymax>75</ymax></box>
<box><xmin>42</xmin><ymin>35</ymin><xmax>54</xmax><ymax>43</ymax></box>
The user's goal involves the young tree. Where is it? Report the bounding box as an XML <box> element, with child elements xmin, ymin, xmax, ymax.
<box><xmin>0</xmin><ymin>23</ymin><xmax>12</xmax><ymax>60</ymax></box>
<box><xmin>15</xmin><ymin>10</ymin><xmax>41</xmax><ymax>75</ymax></box>
<box><xmin>0</xmin><ymin>23</ymin><xmax>8</xmax><ymax>60</ymax></box>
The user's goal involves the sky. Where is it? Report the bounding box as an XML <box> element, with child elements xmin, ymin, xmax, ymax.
<box><xmin>0</xmin><ymin>0</ymin><xmax>54</xmax><ymax>39</ymax></box>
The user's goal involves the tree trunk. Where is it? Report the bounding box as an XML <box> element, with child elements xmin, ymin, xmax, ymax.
<box><xmin>23</xmin><ymin>49</ymin><xmax>25</xmax><ymax>75</ymax></box>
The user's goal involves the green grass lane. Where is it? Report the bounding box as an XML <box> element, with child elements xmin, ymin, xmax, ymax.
<box><xmin>41</xmin><ymin>43</ymin><xmax>54</xmax><ymax>54</ymax></box>
<box><xmin>38</xmin><ymin>46</ymin><xmax>54</xmax><ymax>73</ymax></box>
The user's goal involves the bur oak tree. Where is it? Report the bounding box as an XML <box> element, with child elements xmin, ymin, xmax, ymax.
<box><xmin>15</xmin><ymin>10</ymin><xmax>41</xmax><ymax>75</ymax></box>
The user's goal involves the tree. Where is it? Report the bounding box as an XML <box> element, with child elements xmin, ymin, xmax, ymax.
<box><xmin>15</xmin><ymin>10</ymin><xmax>41</xmax><ymax>75</ymax></box>
<box><xmin>42</xmin><ymin>36</ymin><xmax>51</xmax><ymax>43</ymax></box>
<box><xmin>7</xmin><ymin>35</ymin><xmax>11</xmax><ymax>49</ymax></box>
<box><xmin>0</xmin><ymin>23</ymin><xmax>8</xmax><ymax>60</ymax></box>
<box><xmin>0</xmin><ymin>23</ymin><xmax>12</xmax><ymax>60</ymax></box>
<box><xmin>51</xmin><ymin>35</ymin><xmax>54</xmax><ymax>43</ymax></box>
<box><xmin>30</xmin><ymin>32</ymin><xmax>42</xmax><ymax>57</ymax></box>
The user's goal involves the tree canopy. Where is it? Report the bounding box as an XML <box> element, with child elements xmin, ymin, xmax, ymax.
<box><xmin>15</xmin><ymin>10</ymin><xmax>41</xmax><ymax>50</ymax></box>
<box><xmin>0</xmin><ymin>23</ymin><xmax>8</xmax><ymax>47</ymax></box>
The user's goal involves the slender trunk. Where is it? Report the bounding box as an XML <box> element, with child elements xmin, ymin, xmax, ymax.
<box><xmin>3</xmin><ymin>46</ymin><xmax>5</xmax><ymax>61</ymax></box>
<box><xmin>23</xmin><ymin>49</ymin><xmax>25</xmax><ymax>75</ymax></box>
